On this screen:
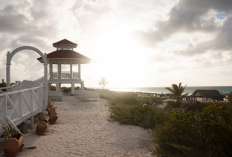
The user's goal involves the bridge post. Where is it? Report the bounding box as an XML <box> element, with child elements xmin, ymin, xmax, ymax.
<box><xmin>44</xmin><ymin>53</ymin><xmax>48</xmax><ymax>107</ymax></box>
<box><xmin>6</xmin><ymin>51</ymin><xmax>11</xmax><ymax>92</ymax></box>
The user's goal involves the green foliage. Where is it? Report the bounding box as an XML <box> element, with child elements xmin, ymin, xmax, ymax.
<box><xmin>110</xmin><ymin>92</ymin><xmax>139</xmax><ymax>105</ymax></box>
<box><xmin>110</xmin><ymin>104</ymin><xmax>169</xmax><ymax>129</ymax></box>
<box><xmin>164</xmin><ymin>101</ymin><xmax>182</xmax><ymax>110</ymax></box>
<box><xmin>38</xmin><ymin>113</ymin><xmax>47</xmax><ymax>121</ymax></box>
<box><xmin>50</xmin><ymin>85</ymin><xmax>56</xmax><ymax>90</ymax></box>
<box><xmin>182</xmin><ymin>101</ymin><xmax>210</xmax><ymax>112</ymax></box>
<box><xmin>153</xmin><ymin>104</ymin><xmax>232</xmax><ymax>157</ymax></box>
<box><xmin>153</xmin><ymin>98</ymin><xmax>164</xmax><ymax>105</ymax></box>
<box><xmin>0</xmin><ymin>79</ymin><xmax>6</xmax><ymax>87</ymax></box>
<box><xmin>1</xmin><ymin>121</ymin><xmax>19</xmax><ymax>138</ymax></box>
<box><xmin>0</xmin><ymin>79</ymin><xmax>15</xmax><ymax>91</ymax></box>
<box><xmin>0</xmin><ymin>79</ymin><xmax>7</xmax><ymax>91</ymax></box>
<box><xmin>98</xmin><ymin>77</ymin><xmax>108</xmax><ymax>89</ymax></box>
<box><xmin>165</xmin><ymin>83</ymin><xmax>187</xmax><ymax>102</ymax></box>
<box><xmin>95</xmin><ymin>89</ymin><xmax>139</xmax><ymax>105</ymax></box>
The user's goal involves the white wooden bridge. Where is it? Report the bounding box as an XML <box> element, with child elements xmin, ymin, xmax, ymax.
<box><xmin>0</xmin><ymin>80</ymin><xmax>44</xmax><ymax>136</ymax></box>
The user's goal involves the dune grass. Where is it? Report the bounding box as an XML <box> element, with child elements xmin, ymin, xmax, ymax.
<box><xmin>95</xmin><ymin>89</ymin><xmax>232</xmax><ymax>156</ymax></box>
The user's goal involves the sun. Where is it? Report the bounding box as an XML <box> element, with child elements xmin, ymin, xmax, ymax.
<box><xmin>92</xmin><ymin>27</ymin><xmax>151</xmax><ymax>88</ymax></box>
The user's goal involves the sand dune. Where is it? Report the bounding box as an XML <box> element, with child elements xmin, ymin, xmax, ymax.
<box><xmin>4</xmin><ymin>96</ymin><xmax>154</xmax><ymax>157</ymax></box>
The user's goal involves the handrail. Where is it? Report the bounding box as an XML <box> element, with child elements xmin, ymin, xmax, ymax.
<box><xmin>0</xmin><ymin>81</ymin><xmax>44</xmax><ymax>136</ymax></box>
<box><xmin>0</xmin><ymin>85</ymin><xmax>43</xmax><ymax>96</ymax></box>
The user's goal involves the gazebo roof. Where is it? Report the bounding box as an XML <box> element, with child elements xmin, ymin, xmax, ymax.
<box><xmin>53</xmin><ymin>39</ymin><xmax>77</xmax><ymax>48</ymax></box>
<box><xmin>37</xmin><ymin>50</ymin><xmax>91</xmax><ymax>64</ymax></box>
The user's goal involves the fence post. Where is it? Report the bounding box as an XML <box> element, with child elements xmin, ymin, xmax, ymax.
<box><xmin>3</xmin><ymin>95</ymin><xmax>7</xmax><ymax>124</ymax></box>
<box><xmin>30</xmin><ymin>89</ymin><xmax>34</xmax><ymax>128</ymax></box>
<box><xmin>19</xmin><ymin>92</ymin><xmax>23</xmax><ymax>117</ymax></box>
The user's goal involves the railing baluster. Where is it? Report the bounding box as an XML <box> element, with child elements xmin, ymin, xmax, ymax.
<box><xmin>19</xmin><ymin>92</ymin><xmax>23</xmax><ymax>117</ymax></box>
<box><xmin>3</xmin><ymin>95</ymin><xmax>7</xmax><ymax>123</ymax></box>
<box><xmin>30</xmin><ymin>89</ymin><xmax>34</xmax><ymax>127</ymax></box>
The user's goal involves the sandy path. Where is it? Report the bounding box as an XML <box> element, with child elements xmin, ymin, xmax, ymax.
<box><xmin>5</xmin><ymin>96</ymin><xmax>154</xmax><ymax>157</ymax></box>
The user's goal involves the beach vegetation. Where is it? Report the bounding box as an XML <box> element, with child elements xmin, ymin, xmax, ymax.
<box><xmin>1</xmin><ymin>121</ymin><xmax>20</xmax><ymax>139</ymax></box>
<box><xmin>50</xmin><ymin>85</ymin><xmax>56</xmax><ymax>90</ymax></box>
<box><xmin>96</xmin><ymin>89</ymin><xmax>232</xmax><ymax>156</ymax></box>
<box><xmin>110</xmin><ymin>104</ymin><xmax>169</xmax><ymax>129</ymax></box>
<box><xmin>152</xmin><ymin>103</ymin><xmax>232</xmax><ymax>157</ymax></box>
<box><xmin>98</xmin><ymin>77</ymin><xmax>108</xmax><ymax>89</ymax></box>
<box><xmin>96</xmin><ymin>90</ymin><xmax>168</xmax><ymax>128</ymax></box>
<box><xmin>165</xmin><ymin>83</ymin><xmax>187</xmax><ymax>102</ymax></box>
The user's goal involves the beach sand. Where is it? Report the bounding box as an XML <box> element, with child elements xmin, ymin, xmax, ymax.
<box><xmin>3</xmin><ymin>96</ymin><xmax>154</xmax><ymax>157</ymax></box>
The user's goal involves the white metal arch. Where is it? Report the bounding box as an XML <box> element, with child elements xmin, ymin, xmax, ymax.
<box><xmin>6</xmin><ymin>46</ymin><xmax>48</xmax><ymax>106</ymax></box>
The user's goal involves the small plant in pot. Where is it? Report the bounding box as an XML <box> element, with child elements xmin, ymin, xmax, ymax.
<box><xmin>47</xmin><ymin>106</ymin><xmax>56</xmax><ymax>116</ymax></box>
<box><xmin>49</xmin><ymin>110</ymin><xmax>58</xmax><ymax>124</ymax></box>
<box><xmin>1</xmin><ymin>121</ymin><xmax>24</xmax><ymax>157</ymax></box>
<box><xmin>36</xmin><ymin>113</ymin><xmax>48</xmax><ymax>135</ymax></box>
<box><xmin>47</xmin><ymin>99</ymin><xmax>54</xmax><ymax>109</ymax></box>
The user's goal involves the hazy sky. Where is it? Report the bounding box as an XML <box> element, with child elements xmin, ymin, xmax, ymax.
<box><xmin>0</xmin><ymin>0</ymin><xmax>232</xmax><ymax>88</ymax></box>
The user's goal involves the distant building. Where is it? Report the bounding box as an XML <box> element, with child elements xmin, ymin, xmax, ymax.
<box><xmin>191</xmin><ymin>90</ymin><xmax>224</xmax><ymax>102</ymax></box>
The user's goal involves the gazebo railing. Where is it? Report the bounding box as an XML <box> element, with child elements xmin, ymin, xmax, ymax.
<box><xmin>35</xmin><ymin>71</ymin><xmax>79</xmax><ymax>84</ymax></box>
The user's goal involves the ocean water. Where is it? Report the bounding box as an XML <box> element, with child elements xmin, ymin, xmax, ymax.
<box><xmin>109</xmin><ymin>86</ymin><xmax>232</xmax><ymax>95</ymax></box>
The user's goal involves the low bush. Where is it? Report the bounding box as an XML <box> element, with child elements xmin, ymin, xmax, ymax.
<box><xmin>110</xmin><ymin>92</ymin><xmax>139</xmax><ymax>105</ymax></box>
<box><xmin>182</xmin><ymin>101</ymin><xmax>210</xmax><ymax>112</ymax></box>
<box><xmin>110</xmin><ymin>104</ymin><xmax>169</xmax><ymax>129</ymax></box>
<box><xmin>164</xmin><ymin>101</ymin><xmax>182</xmax><ymax>110</ymax></box>
<box><xmin>153</xmin><ymin>104</ymin><xmax>232</xmax><ymax>157</ymax></box>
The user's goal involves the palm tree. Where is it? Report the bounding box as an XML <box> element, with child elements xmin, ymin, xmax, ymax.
<box><xmin>165</xmin><ymin>83</ymin><xmax>187</xmax><ymax>102</ymax></box>
<box><xmin>98</xmin><ymin>77</ymin><xmax>108</xmax><ymax>89</ymax></box>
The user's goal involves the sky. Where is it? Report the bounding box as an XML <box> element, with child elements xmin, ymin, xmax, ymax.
<box><xmin>0</xmin><ymin>0</ymin><xmax>232</xmax><ymax>88</ymax></box>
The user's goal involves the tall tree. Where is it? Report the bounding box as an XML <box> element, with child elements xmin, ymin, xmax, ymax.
<box><xmin>98</xmin><ymin>78</ymin><xmax>108</xmax><ymax>89</ymax></box>
<box><xmin>165</xmin><ymin>83</ymin><xmax>187</xmax><ymax>102</ymax></box>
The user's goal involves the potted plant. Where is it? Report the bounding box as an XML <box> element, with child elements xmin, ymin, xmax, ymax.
<box><xmin>49</xmin><ymin>110</ymin><xmax>58</xmax><ymax>124</ymax></box>
<box><xmin>1</xmin><ymin>121</ymin><xmax>24</xmax><ymax>157</ymax></box>
<box><xmin>47</xmin><ymin>99</ymin><xmax>54</xmax><ymax>108</ymax></box>
<box><xmin>47</xmin><ymin>106</ymin><xmax>56</xmax><ymax>116</ymax></box>
<box><xmin>36</xmin><ymin>113</ymin><xmax>48</xmax><ymax>135</ymax></box>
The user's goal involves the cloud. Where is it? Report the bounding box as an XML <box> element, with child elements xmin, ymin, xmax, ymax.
<box><xmin>133</xmin><ymin>0</ymin><xmax>232</xmax><ymax>46</ymax></box>
<box><xmin>174</xmin><ymin>16</ymin><xmax>232</xmax><ymax>56</ymax></box>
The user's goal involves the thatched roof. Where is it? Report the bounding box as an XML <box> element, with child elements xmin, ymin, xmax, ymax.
<box><xmin>192</xmin><ymin>90</ymin><xmax>224</xmax><ymax>101</ymax></box>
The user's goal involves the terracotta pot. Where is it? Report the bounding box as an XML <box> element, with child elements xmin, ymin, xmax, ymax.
<box><xmin>36</xmin><ymin>121</ymin><xmax>48</xmax><ymax>135</ymax></box>
<box><xmin>18</xmin><ymin>144</ymin><xmax>24</xmax><ymax>152</ymax></box>
<box><xmin>49</xmin><ymin>113</ymin><xmax>58</xmax><ymax>124</ymax></box>
<box><xmin>4</xmin><ymin>133</ymin><xmax>24</xmax><ymax>153</ymax></box>
<box><xmin>4</xmin><ymin>149</ymin><xmax>18</xmax><ymax>157</ymax></box>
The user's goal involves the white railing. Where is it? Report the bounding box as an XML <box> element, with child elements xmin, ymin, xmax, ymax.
<box><xmin>0</xmin><ymin>80</ymin><xmax>42</xmax><ymax>93</ymax></box>
<box><xmin>35</xmin><ymin>71</ymin><xmax>79</xmax><ymax>84</ymax></box>
<box><xmin>0</xmin><ymin>82</ymin><xmax>44</xmax><ymax>136</ymax></box>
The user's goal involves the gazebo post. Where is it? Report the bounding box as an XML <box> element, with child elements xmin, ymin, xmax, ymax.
<box><xmin>49</xmin><ymin>61</ymin><xmax>53</xmax><ymax>89</ymax></box>
<box><xmin>70</xmin><ymin>61</ymin><xmax>73</xmax><ymax>79</ymax></box>
<box><xmin>58</xmin><ymin>62</ymin><xmax>61</xmax><ymax>91</ymax></box>
<box><xmin>78</xmin><ymin>64</ymin><xmax>81</xmax><ymax>79</ymax></box>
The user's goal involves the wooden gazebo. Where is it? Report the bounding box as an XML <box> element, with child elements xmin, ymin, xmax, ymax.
<box><xmin>37</xmin><ymin>39</ymin><xmax>91</xmax><ymax>98</ymax></box>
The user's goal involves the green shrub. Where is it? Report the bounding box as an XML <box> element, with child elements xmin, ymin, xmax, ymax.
<box><xmin>110</xmin><ymin>104</ymin><xmax>169</xmax><ymax>129</ymax></box>
<box><xmin>110</xmin><ymin>92</ymin><xmax>139</xmax><ymax>105</ymax></box>
<box><xmin>153</xmin><ymin>104</ymin><xmax>232</xmax><ymax>157</ymax></box>
<box><xmin>164</xmin><ymin>101</ymin><xmax>182</xmax><ymax>110</ymax></box>
<box><xmin>50</xmin><ymin>85</ymin><xmax>56</xmax><ymax>90</ymax></box>
<box><xmin>181</xmin><ymin>101</ymin><xmax>210</xmax><ymax>112</ymax></box>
